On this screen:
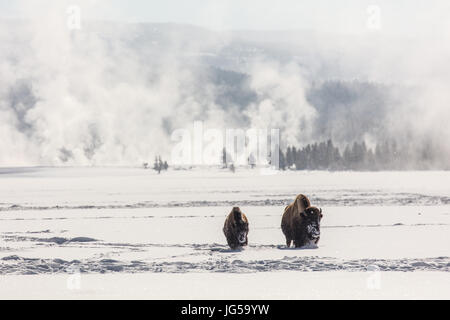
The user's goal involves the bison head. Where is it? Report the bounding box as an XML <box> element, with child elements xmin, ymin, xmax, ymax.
<box><xmin>232</xmin><ymin>207</ymin><xmax>249</xmax><ymax>244</ymax></box>
<box><xmin>301</xmin><ymin>207</ymin><xmax>323</xmax><ymax>241</ymax></box>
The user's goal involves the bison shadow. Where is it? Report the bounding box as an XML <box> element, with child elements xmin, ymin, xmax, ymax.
<box><xmin>210</xmin><ymin>244</ymin><xmax>319</xmax><ymax>253</ymax></box>
<box><xmin>210</xmin><ymin>247</ymin><xmax>247</xmax><ymax>253</ymax></box>
<box><xmin>276</xmin><ymin>244</ymin><xmax>319</xmax><ymax>250</ymax></box>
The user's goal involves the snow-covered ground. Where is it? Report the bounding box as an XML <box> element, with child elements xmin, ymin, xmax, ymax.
<box><xmin>0</xmin><ymin>167</ymin><xmax>449</xmax><ymax>299</ymax></box>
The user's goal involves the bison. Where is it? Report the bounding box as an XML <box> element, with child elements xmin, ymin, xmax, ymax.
<box><xmin>281</xmin><ymin>194</ymin><xmax>323</xmax><ymax>248</ymax></box>
<box><xmin>223</xmin><ymin>207</ymin><xmax>249</xmax><ymax>249</ymax></box>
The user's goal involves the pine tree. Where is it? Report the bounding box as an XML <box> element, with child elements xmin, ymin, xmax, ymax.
<box><xmin>318</xmin><ymin>141</ymin><xmax>327</xmax><ymax>169</ymax></box>
<box><xmin>311</xmin><ymin>143</ymin><xmax>319</xmax><ymax>170</ymax></box>
<box><xmin>291</xmin><ymin>147</ymin><xmax>298</xmax><ymax>169</ymax></box>
<box><xmin>332</xmin><ymin>147</ymin><xmax>342</xmax><ymax>170</ymax></box>
<box><xmin>366</xmin><ymin>148</ymin><xmax>376</xmax><ymax>170</ymax></box>
<box><xmin>279</xmin><ymin>149</ymin><xmax>286</xmax><ymax>171</ymax></box>
<box><xmin>158</xmin><ymin>157</ymin><xmax>162</xmax><ymax>174</ymax></box>
<box><xmin>248</xmin><ymin>153</ymin><xmax>256</xmax><ymax>169</ymax></box>
<box><xmin>304</xmin><ymin>145</ymin><xmax>312</xmax><ymax>170</ymax></box>
<box><xmin>153</xmin><ymin>156</ymin><xmax>159</xmax><ymax>171</ymax></box>
<box><xmin>360</xmin><ymin>141</ymin><xmax>368</xmax><ymax>170</ymax></box>
<box><xmin>343</xmin><ymin>145</ymin><xmax>352</xmax><ymax>170</ymax></box>
<box><xmin>222</xmin><ymin>148</ymin><xmax>228</xmax><ymax>168</ymax></box>
<box><xmin>375</xmin><ymin>143</ymin><xmax>383</xmax><ymax>170</ymax></box>
<box><xmin>326</xmin><ymin>140</ymin><xmax>334</xmax><ymax>169</ymax></box>
<box><xmin>286</xmin><ymin>147</ymin><xmax>293</xmax><ymax>168</ymax></box>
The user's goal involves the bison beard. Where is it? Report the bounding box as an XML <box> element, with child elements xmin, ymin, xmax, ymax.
<box><xmin>223</xmin><ymin>207</ymin><xmax>249</xmax><ymax>249</ymax></box>
<box><xmin>281</xmin><ymin>194</ymin><xmax>323</xmax><ymax>248</ymax></box>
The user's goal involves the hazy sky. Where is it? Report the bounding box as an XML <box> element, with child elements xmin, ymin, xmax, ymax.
<box><xmin>0</xmin><ymin>0</ymin><xmax>449</xmax><ymax>166</ymax></box>
<box><xmin>1</xmin><ymin>0</ymin><xmax>449</xmax><ymax>35</ymax></box>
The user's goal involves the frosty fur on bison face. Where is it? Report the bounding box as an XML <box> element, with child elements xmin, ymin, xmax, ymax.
<box><xmin>301</xmin><ymin>207</ymin><xmax>323</xmax><ymax>241</ymax></box>
<box><xmin>232</xmin><ymin>208</ymin><xmax>249</xmax><ymax>244</ymax></box>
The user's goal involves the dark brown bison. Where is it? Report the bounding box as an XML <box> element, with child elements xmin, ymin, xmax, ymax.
<box><xmin>281</xmin><ymin>194</ymin><xmax>323</xmax><ymax>248</ymax></box>
<box><xmin>223</xmin><ymin>207</ymin><xmax>249</xmax><ymax>249</ymax></box>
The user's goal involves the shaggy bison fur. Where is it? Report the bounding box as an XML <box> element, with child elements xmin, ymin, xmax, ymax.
<box><xmin>223</xmin><ymin>207</ymin><xmax>249</xmax><ymax>249</ymax></box>
<box><xmin>281</xmin><ymin>194</ymin><xmax>323</xmax><ymax>248</ymax></box>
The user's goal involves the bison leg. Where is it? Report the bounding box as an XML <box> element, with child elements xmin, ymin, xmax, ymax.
<box><xmin>293</xmin><ymin>240</ymin><xmax>304</xmax><ymax>248</ymax></box>
<box><xmin>228</xmin><ymin>239</ymin><xmax>240</xmax><ymax>250</ymax></box>
<box><xmin>286</xmin><ymin>239</ymin><xmax>292</xmax><ymax>248</ymax></box>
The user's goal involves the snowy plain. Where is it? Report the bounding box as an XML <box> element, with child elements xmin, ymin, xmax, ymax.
<box><xmin>0</xmin><ymin>167</ymin><xmax>449</xmax><ymax>299</ymax></box>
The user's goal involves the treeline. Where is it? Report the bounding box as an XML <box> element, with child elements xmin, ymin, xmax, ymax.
<box><xmin>278</xmin><ymin>139</ymin><xmax>447</xmax><ymax>171</ymax></box>
<box><xmin>143</xmin><ymin>156</ymin><xmax>169</xmax><ymax>173</ymax></box>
